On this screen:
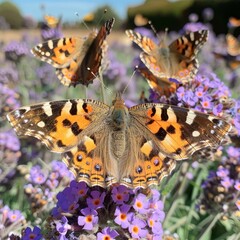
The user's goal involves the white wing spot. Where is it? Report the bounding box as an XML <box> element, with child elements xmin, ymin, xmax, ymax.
<box><xmin>42</xmin><ymin>103</ymin><xmax>53</xmax><ymax>116</ymax></box>
<box><xmin>37</xmin><ymin>121</ymin><xmax>45</xmax><ymax>128</ymax></box>
<box><xmin>48</xmin><ymin>40</ymin><xmax>54</xmax><ymax>49</ymax></box>
<box><xmin>45</xmin><ymin>52</ymin><xmax>51</xmax><ymax>57</ymax></box>
<box><xmin>186</xmin><ymin>110</ymin><xmax>196</xmax><ymax>125</ymax></box>
<box><xmin>192</xmin><ymin>130</ymin><xmax>200</xmax><ymax>137</ymax></box>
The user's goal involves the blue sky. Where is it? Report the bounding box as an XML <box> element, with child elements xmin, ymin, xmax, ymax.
<box><xmin>5</xmin><ymin>0</ymin><xmax>144</xmax><ymax>21</ymax></box>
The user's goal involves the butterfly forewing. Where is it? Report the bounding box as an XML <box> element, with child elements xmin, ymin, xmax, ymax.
<box><xmin>7</xmin><ymin>99</ymin><xmax>109</xmax><ymax>152</ymax></box>
<box><xmin>125</xmin><ymin>29</ymin><xmax>158</xmax><ymax>54</ymax></box>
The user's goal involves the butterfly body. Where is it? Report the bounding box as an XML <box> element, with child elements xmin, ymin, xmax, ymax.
<box><xmin>7</xmin><ymin>94</ymin><xmax>231</xmax><ymax>189</ymax></box>
<box><xmin>32</xmin><ymin>18</ymin><xmax>115</xmax><ymax>87</ymax></box>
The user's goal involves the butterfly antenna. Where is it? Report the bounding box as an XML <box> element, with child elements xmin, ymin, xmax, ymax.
<box><xmin>87</xmin><ymin>67</ymin><xmax>113</xmax><ymax>102</ymax></box>
<box><xmin>75</xmin><ymin>12</ymin><xmax>90</xmax><ymax>30</ymax></box>
<box><xmin>122</xmin><ymin>65</ymin><xmax>138</xmax><ymax>95</ymax></box>
<box><xmin>96</xmin><ymin>8</ymin><xmax>108</xmax><ymax>27</ymax></box>
<box><xmin>148</xmin><ymin>20</ymin><xmax>160</xmax><ymax>39</ymax></box>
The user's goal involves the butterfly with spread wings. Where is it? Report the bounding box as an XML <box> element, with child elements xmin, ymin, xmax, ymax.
<box><xmin>32</xmin><ymin>18</ymin><xmax>115</xmax><ymax>87</ymax></box>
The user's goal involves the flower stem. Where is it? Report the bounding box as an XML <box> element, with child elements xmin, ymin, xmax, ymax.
<box><xmin>198</xmin><ymin>213</ymin><xmax>222</xmax><ymax>240</ymax></box>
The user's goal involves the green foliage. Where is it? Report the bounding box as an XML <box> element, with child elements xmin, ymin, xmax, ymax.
<box><xmin>0</xmin><ymin>1</ymin><xmax>23</xmax><ymax>29</ymax></box>
<box><xmin>92</xmin><ymin>5</ymin><xmax>122</xmax><ymax>29</ymax></box>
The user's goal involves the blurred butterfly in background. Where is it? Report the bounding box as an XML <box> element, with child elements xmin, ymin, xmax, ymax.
<box><xmin>44</xmin><ymin>15</ymin><xmax>61</xmax><ymax>29</ymax></box>
<box><xmin>31</xmin><ymin>18</ymin><xmax>115</xmax><ymax>87</ymax></box>
<box><xmin>228</xmin><ymin>17</ymin><xmax>240</xmax><ymax>28</ymax></box>
<box><xmin>213</xmin><ymin>34</ymin><xmax>240</xmax><ymax>71</ymax></box>
<box><xmin>226</xmin><ymin>34</ymin><xmax>240</xmax><ymax>56</ymax></box>
<box><xmin>126</xmin><ymin>29</ymin><xmax>209</xmax><ymax>95</ymax></box>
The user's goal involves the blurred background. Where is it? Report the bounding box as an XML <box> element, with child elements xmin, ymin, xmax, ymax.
<box><xmin>0</xmin><ymin>0</ymin><xmax>240</xmax><ymax>41</ymax></box>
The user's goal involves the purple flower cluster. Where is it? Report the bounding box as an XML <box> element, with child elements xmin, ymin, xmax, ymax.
<box><xmin>0</xmin><ymin>130</ymin><xmax>21</xmax><ymax>183</ymax></box>
<box><xmin>41</xmin><ymin>28</ymin><xmax>63</xmax><ymax>41</ymax></box>
<box><xmin>24</xmin><ymin>160</ymin><xmax>74</xmax><ymax>213</ymax></box>
<box><xmin>0</xmin><ymin>64</ymin><xmax>19</xmax><ymax>84</ymax></box>
<box><xmin>4</xmin><ymin>40</ymin><xmax>29</xmax><ymax>62</ymax></box>
<box><xmin>182</xmin><ymin>22</ymin><xmax>209</xmax><ymax>33</ymax></box>
<box><xmin>199</xmin><ymin>146</ymin><xmax>240</xmax><ymax>217</ymax></box>
<box><xmin>46</xmin><ymin>181</ymin><xmax>165</xmax><ymax>239</ymax></box>
<box><xmin>0</xmin><ymin>83</ymin><xmax>20</xmax><ymax>116</ymax></box>
<box><xmin>175</xmin><ymin>68</ymin><xmax>231</xmax><ymax>115</ymax></box>
<box><xmin>0</xmin><ymin>201</ymin><xmax>25</xmax><ymax>239</ymax></box>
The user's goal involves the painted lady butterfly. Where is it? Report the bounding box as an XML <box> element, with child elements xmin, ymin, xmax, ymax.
<box><xmin>126</xmin><ymin>29</ymin><xmax>208</xmax><ymax>93</ymax></box>
<box><xmin>7</xmin><ymin>94</ymin><xmax>231</xmax><ymax>189</ymax></box>
<box><xmin>31</xmin><ymin>18</ymin><xmax>115</xmax><ymax>87</ymax></box>
<box><xmin>227</xmin><ymin>34</ymin><xmax>240</xmax><ymax>56</ymax></box>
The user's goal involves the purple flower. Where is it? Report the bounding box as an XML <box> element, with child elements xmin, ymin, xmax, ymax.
<box><xmin>55</xmin><ymin>187</ymin><xmax>79</xmax><ymax>214</ymax></box>
<box><xmin>216</xmin><ymin>167</ymin><xmax>229</xmax><ymax>178</ymax></box>
<box><xmin>8</xmin><ymin>210</ymin><xmax>24</xmax><ymax>222</ymax></box>
<box><xmin>200</xmin><ymin>96</ymin><xmax>213</xmax><ymax>109</ymax></box>
<box><xmin>182</xmin><ymin>90</ymin><xmax>198</xmax><ymax>107</ymax></box>
<box><xmin>202</xmin><ymin>8</ymin><xmax>214</xmax><ymax>21</ymax></box>
<box><xmin>96</xmin><ymin>227</ymin><xmax>119</xmax><ymax>240</ymax></box>
<box><xmin>56</xmin><ymin>216</ymin><xmax>71</xmax><ymax>236</ymax></box>
<box><xmin>111</xmin><ymin>185</ymin><xmax>131</xmax><ymax>204</ymax></box>
<box><xmin>183</xmin><ymin>22</ymin><xmax>208</xmax><ymax>33</ymax></box>
<box><xmin>227</xmin><ymin>146</ymin><xmax>240</xmax><ymax>158</ymax></box>
<box><xmin>133</xmin><ymin>193</ymin><xmax>149</xmax><ymax>214</ymax></box>
<box><xmin>70</xmin><ymin>180</ymin><xmax>88</xmax><ymax>198</ymax></box>
<box><xmin>29</xmin><ymin>165</ymin><xmax>47</xmax><ymax>184</ymax></box>
<box><xmin>4</xmin><ymin>40</ymin><xmax>29</xmax><ymax>61</ymax></box>
<box><xmin>213</xmin><ymin>104</ymin><xmax>223</xmax><ymax>116</ymax></box>
<box><xmin>234</xmin><ymin>181</ymin><xmax>240</xmax><ymax>191</ymax></box>
<box><xmin>22</xmin><ymin>226</ymin><xmax>42</xmax><ymax>240</ymax></box>
<box><xmin>41</xmin><ymin>27</ymin><xmax>62</xmax><ymax>41</ymax></box>
<box><xmin>221</xmin><ymin>177</ymin><xmax>234</xmax><ymax>189</ymax></box>
<box><xmin>147</xmin><ymin>212</ymin><xmax>164</xmax><ymax>235</ymax></box>
<box><xmin>114</xmin><ymin>204</ymin><xmax>132</xmax><ymax>228</ymax></box>
<box><xmin>188</xmin><ymin>13</ymin><xmax>199</xmax><ymax>22</ymax></box>
<box><xmin>78</xmin><ymin>208</ymin><xmax>99</xmax><ymax>230</ymax></box>
<box><xmin>129</xmin><ymin>218</ymin><xmax>148</xmax><ymax>238</ymax></box>
<box><xmin>86</xmin><ymin>190</ymin><xmax>106</xmax><ymax>209</ymax></box>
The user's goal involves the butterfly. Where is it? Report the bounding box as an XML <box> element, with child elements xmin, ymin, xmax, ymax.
<box><xmin>126</xmin><ymin>29</ymin><xmax>209</xmax><ymax>87</ymax></box>
<box><xmin>31</xmin><ymin>18</ymin><xmax>115</xmax><ymax>87</ymax></box>
<box><xmin>226</xmin><ymin>34</ymin><xmax>240</xmax><ymax>56</ymax></box>
<box><xmin>7</xmin><ymin>93</ymin><xmax>231</xmax><ymax>189</ymax></box>
<box><xmin>44</xmin><ymin>15</ymin><xmax>61</xmax><ymax>29</ymax></box>
<box><xmin>213</xmin><ymin>51</ymin><xmax>240</xmax><ymax>70</ymax></box>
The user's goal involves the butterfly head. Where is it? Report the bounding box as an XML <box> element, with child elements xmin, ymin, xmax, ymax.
<box><xmin>158</xmin><ymin>28</ymin><xmax>169</xmax><ymax>49</ymax></box>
